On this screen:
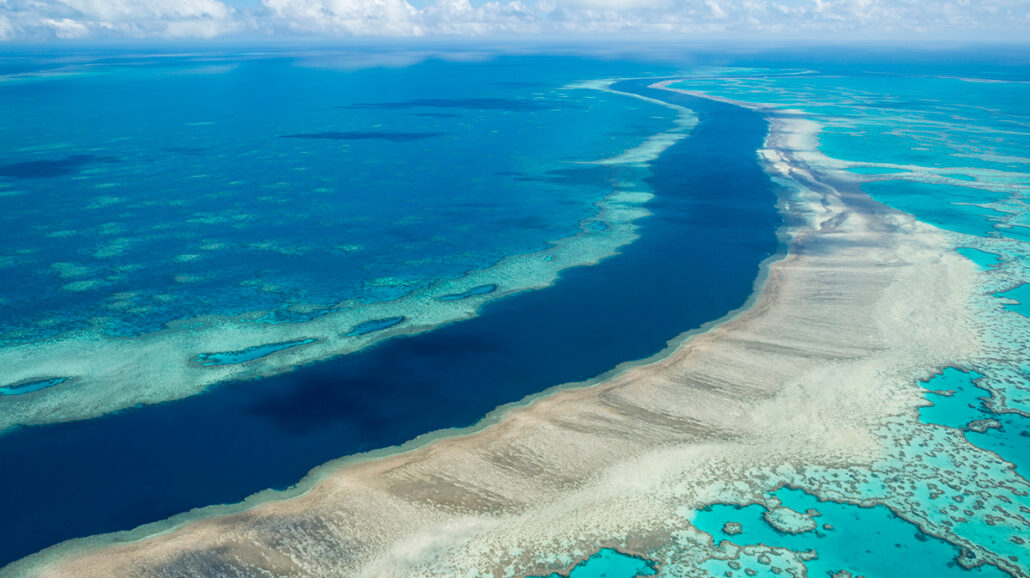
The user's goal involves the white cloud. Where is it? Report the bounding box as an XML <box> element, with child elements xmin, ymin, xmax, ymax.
<box><xmin>261</xmin><ymin>0</ymin><xmax>422</xmax><ymax>35</ymax></box>
<box><xmin>422</xmin><ymin>0</ymin><xmax>536</xmax><ymax>34</ymax></box>
<box><xmin>0</xmin><ymin>0</ymin><xmax>239</xmax><ymax>39</ymax></box>
<box><xmin>0</xmin><ymin>13</ymin><xmax>13</xmax><ymax>38</ymax></box>
<box><xmin>41</xmin><ymin>16</ymin><xmax>89</xmax><ymax>38</ymax></box>
<box><xmin>0</xmin><ymin>0</ymin><xmax>1027</xmax><ymax>40</ymax></box>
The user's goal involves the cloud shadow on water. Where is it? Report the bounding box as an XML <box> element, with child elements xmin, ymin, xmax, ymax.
<box><xmin>0</xmin><ymin>154</ymin><xmax>118</xmax><ymax>179</ymax></box>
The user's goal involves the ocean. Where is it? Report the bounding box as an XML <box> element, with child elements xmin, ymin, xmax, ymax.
<box><xmin>2</xmin><ymin>47</ymin><xmax>1028</xmax><ymax>576</ymax></box>
<box><xmin>0</xmin><ymin>51</ymin><xmax>780</xmax><ymax>566</ymax></box>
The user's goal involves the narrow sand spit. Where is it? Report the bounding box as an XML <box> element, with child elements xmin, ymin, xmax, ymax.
<box><xmin>9</xmin><ymin>86</ymin><xmax>992</xmax><ymax>577</ymax></box>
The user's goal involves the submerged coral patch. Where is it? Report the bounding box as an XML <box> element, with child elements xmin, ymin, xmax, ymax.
<box><xmin>437</xmin><ymin>284</ymin><xmax>498</xmax><ymax>301</ymax></box>
<box><xmin>0</xmin><ymin>377</ymin><xmax>70</xmax><ymax>396</ymax></box>
<box><xmin>0</xmin><ymin>154</ymin><xmax>117</xmax><ymax>180</ymax></box>
<box><xmin>344</xmin><ymin>316</ymin><xmax>406</xmax><ymax>336</ymax></box>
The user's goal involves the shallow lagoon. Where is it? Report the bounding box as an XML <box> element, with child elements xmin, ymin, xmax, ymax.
<box><xmin>693</xmin><ymin>488</ymin><xmax>1008</xmax><ymax>578</ymax></box>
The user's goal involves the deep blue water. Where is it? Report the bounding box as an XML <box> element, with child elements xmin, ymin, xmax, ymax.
<box><xmin>0</xmin><ymin>81</ymin><xmax>779</xmax><ymax>567</ymax></box>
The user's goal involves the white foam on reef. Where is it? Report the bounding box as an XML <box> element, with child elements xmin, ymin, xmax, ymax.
<box><xmin>16</xmin><ymin>80</ymin><xmax>1030</xmax><ymax>578</ymax></box>
<box><xmin>0</xmin><ymin>87</ymin><xmax>679</xmax><ymax>430</ymax></box>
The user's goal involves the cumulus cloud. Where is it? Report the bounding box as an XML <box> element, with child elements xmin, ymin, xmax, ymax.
<box><xmin>261</xmin><ymin>0</ymin><xmax>422</xmax><ymax>35</ymax></box>
<box><xmin>0</xmin><ymin>0</ymin><xmax>238</xmax><ymax>39</ymax></box>
<box><xmin>421</xmin><ymin>0</ymin><xmax>537</xmax><ymax>35</ymax></box>
<box><xmin>0</xmin><ymin>0</ymin><xmax>1027</xmax><ymax>40</ymax></box>
<box><xmin>0</xmin><ymin>12</ymin><xmax>15</xmax><ymax>39</ymax></box>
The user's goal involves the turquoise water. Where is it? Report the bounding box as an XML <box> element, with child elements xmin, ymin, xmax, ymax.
<box><xmin>920</xmin><ymin>368</ymin><xmax>989</xmax><ymax>429</ymax></box>
<box><xmin>998</xmin><ymin>284</ymin><xmax>1030</xmax><ymax>317</ymax></box>
<box><xmin>957</xmin><ymin>248</ymin><xmax>1002</xmax><ymax>269</ymax></box>
<box><xmin>921</xmin><ymin>367</ymin><xmax>1030</xmax><ymax>476</ymax></box>
<box><xmin>535</xmin><ymin>549</ymin><xmax>657</xmax><ymax>578</ymax></box>
<box><xmin>945</xmin><ymin>174</ymin><xmax>979</xmax><ymax>182</ymax></box>
<box><xmin>846</xmin><ymin>167</ymin><xmax>911</xmax><ymax>174</ymax></box>
<box><xmin>668</xmin><ymin>61</ymin><xmax>1030</xmax><ymax>577</ymax></box>
<box><xmin>862</xmin><ymin>181</ymin><xmax>1008</xmax><ymax>238</ymax></box>
<box><xmin>668</xmin><ymin>70</ymin><xmax>1030</xmax><ymax>241</ymax></box>
<box><xmin>693</xmin><ymin>487</ymin><xmax>1007</xmax><ymax>578</ymax></box>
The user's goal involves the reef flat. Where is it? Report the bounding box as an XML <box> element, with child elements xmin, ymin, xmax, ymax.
<box><xmin>12</xmin><ymin>81</ymin><xmax>1024</xmax><ymax>577</ymax></box>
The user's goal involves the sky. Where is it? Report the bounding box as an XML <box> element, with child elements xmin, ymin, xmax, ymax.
<box><xmin>0</xmin><ymin>0</ymin><xmax>1028</xmax><ymax>42</ymax></box>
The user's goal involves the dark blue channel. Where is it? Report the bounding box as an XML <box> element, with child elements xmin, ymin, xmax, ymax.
<box><xmin>0</xmin><ymin>83</ymin><xmax>779</xmax><ymax>568</ymax></box>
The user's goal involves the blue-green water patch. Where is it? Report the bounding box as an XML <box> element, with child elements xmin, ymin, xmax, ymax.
<box><xmin>693</xmin><ymin>487</ymin><xmax>1007</xmax><ymax>578</ymax></box>
<box><xmin>997</xmin><ymin>283</ymin><xmax>1030</xmax><ymax>317</ymax></box>
<box><xmin>438</xmin><ymin>284</ymin><xmax>498</xmax><ymax>301</ymax></box>
<box><xmin>968</xmin><ymin>411</ymin><xmax>1030</xmax><ymax>478</ymax></box>
<box><xmin>194</xmin><ymin>338</ymin><xmax>317</xmax><ymax>366</ymax></box>
<box><xmin>996</xmin><ymin>224</ymin><xmax>1030</xmax><ymax>244</ymax></box>
<box><xmin>534</xmin><ymin>548</ymin><xmax>657</xmax><ymax>578</ymax></box>
<box><xmin>919</xmin><ymin>367</ymin><xmax>1030</xmax><ymax>477</ymax></box>
<box><xmin>846</xmin><ymin>166</ymin><xmax>911</xmax><ymax>175</ymax></box>
<box><xmin>956</xmin><ymin>248</ymin><xmax>1001</xmax><ymax>269</ymax></box>
<box><xmin>345</xmin><ymin>316</ymin><xmax>406</xmax><ymax>336</ymax></box>
<box><xmin>920</xmin><ymin>368</ymin><xmax>989</xmax><ymax>430</ymax></box>
<box><xmin>862</xmin><ymin>181</ymin><xmax>1007</xmax><ymax>238</ymax></box>
<box><xmin>943</xmin><ymin>173</ymin><xmax>978</xmax><ymax>182</ymax></box>
<box><xmin>0</xmin><ymin>377</ymin><xmax>69</xmax><ymax>396</ymax></box>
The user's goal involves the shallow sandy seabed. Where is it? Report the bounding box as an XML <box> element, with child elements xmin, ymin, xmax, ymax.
<box><xmin>8</xmin><ymin>83</ymin><xmax>1029</xmax><ymax>577</ymax></box>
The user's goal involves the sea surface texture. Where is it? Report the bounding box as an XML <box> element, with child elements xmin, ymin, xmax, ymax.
<box><xmin>1</xmin><ymin>50</ymin><xmax>1029</xmax><ymax>577</ymax></box>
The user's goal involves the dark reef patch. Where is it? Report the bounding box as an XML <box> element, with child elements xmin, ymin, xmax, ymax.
<box><xmin>438</xmin><ymin>284</ymin><xmax>498</xmax><ymax>301</ymax></box>
<box><xmin>0</xmin><ymin>155</ymin><xmax>117</xmax><ymax>179</ymax></box>
<box><xmin>195</xmin><ymin>339</ymin><xmax>317</xmax><ymax>367</ymax></box>
<box><xmin>0</xmin><ymin>376</ymin><xmax>70</xmax><ymax>396</ymax></box>
<box><xmin>345</xmin><ymin>316</ymin><xmax>406</xmax><ymax>337</ymax></box>
<box><xmin>512</xmin><ymin>166</ymin><xmax>616</xmax><ymax>187</ymax></box>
